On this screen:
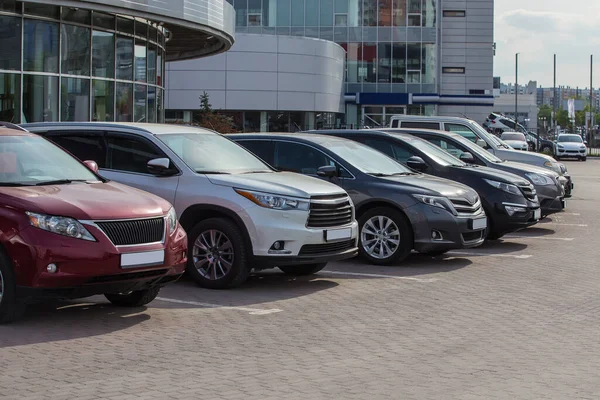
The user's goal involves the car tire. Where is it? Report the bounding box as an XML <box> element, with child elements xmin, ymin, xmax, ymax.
<box><xmin>0</xmin><ymin>250</ymin><xmax>26</xmax><ymax>324</ymax></box>
<box><xmin>279</xmin><ymin>263</ymin><xmax>327</xmax><ymax>276</ymax></box>
<box><xmin>357</xmin><ymin>207</ymin><xmax>413</xmax><ymax>265</ymax></box>
<box><xmin>581</xmin><ymin>156</ymin><xmax>587</xmax><ymax>161</ymax></box>
<box><xmin>105</xmin><ymin>286</ymin><xmax>161</xmax><ymax>307</ymax></box>
<box><xmin>186</xmin><ymin>218</ymin><xmax>249</xmax><ymax>289</ymax></box>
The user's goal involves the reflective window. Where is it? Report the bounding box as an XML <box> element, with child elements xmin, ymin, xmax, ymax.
<box><xmin>422</xmin><ymin>43</ymin><xmax>436</xmax><ymax>84</ymax></box>
<box><xmin>379</xmin><ymin>0</ymin><xmax>392</xmax><ymax>26</ymax></box>
<box><xmin>107</xmin><ymin>135</ymin><xmax>164</xmax><ymax>174</ymax></box>
<box><xmin>392</xmin><ymin>43</ymin><xmax>406</xmax><ymax>83</ymax></box>
<box><xmin>268</xmin><ymin>112</ymin><xmax>289</xmax><ymax>132</ymax></box>
<box><xmin>157</xmin><ymin>88</ymin><xmax>164</xmax><ymax>123</ymax></box>
<box><xmin>363</xmin><ymin>0</ymin><xmax>377</xmax><ymax>26</ymax></box>
<box><xmin>0</xmin><ymin>73</ymin><xmax>20</xmax><ymax>123</ymax></box>
<box><xmin>63</xmin><ymin>8</ymin><xmax>91</xmax><ymax>24</ymax></box>
<box><xmin>378</xmin><ymin>43</ymin><xmax>391</xmax><ymax>83</ymax></box>
<box><xmin>148</xmin><ymin>86</ymin><xmax>156</xmax><ymax>123</ymax></box>
<box><xmin>0</xmin><ymin>1</ymin><xmax>21</xmax><ymax>13</ymax></box>
<box><xmin>116</xmin><ymin>36</ymin><xmax>133</xmax><ymax>80</ymax></box>
<box><xmin>291</xmin><ymin>0</ymin><xmax>305</xmax><ymax>26</ymax></box>
<box><xmin>117</xmin><ymin>17</ymin><xmax>135</xmax><ymax>35</ymax></box>
<box><xmin>61</xmin><ymin>25</ymin><xmax>91</xmax><ymax>76</ymax></box>
<box><xmin>360</xmin><ymin>43</ymin><xmax>377</xmax><ymax>82</ymax></box>
<box><xmin>147</xmin><ymin>45</ymin><xmax>157</xmax><ymax>84</ymax></box>
<box><xmin>423</xmin><ymin>0</ymin><xmax>436</xmax><ymax>27</ymax></box>
<box><xmin>93</xmin><ymin>80</ymin><xmax>114</xmax><ymax>122</ymax></box>
<box><xmin>24</xmin><ymin>4</ymin><xmax>59</xmax><ymax>18</ymax></box>
<box><xmin>277</xmin><ymin>0</ymin><xmax>291</xmax><ymax>26</ymax></box>
<box><xmin>23</xmin><ymin>75</ymin><xmax>58</xmax><ymax>122</ymax></box>
<box><xmin>234</xmin><ymin>0</ymin><xmax>247</xmax><ymax>27</ymax></box>
<box><xmin>92</xmin><ymin>30</ymin><xmax>115</xmax><ymax>78</ymax></box>
<box><xmin>116</xmin><ymin>82</ymin><xmax>133</xmax><ymax>122</ymax></box>
<box><xmin>134</xmin><ymin>84</ymin><xmax>147</xmax><ymax>122</ymax></box>
<box><xmin>273</xmin><ymin>141</ymin><xmax>334</xmax><ymax>174</ymax></box>
<box><xmin>320</xmin><ymin>0</ymin><xmax>333</xmax><ymax>26</ymax></box>
<box><xmin>393</xmin><ymin>0</ymin><xmax>407</xmax><ymax>26</ymax></box>
<box><xmin>0</xmin><ymin>16</ymin><xmax>21</xmax><ymax>71</ymax></box>
<box><xmin>248</xmin><ymin>0</ymin><xmax>262</xmax><ymax>26</ymax></box>
<box><xmin>135</xmin><ymin>20</ymin><xmax>147</xmax><ymax>38</ymax></box>
<box><xmin>48</xmin><ymin>134</ymin><xmax>107</xmax><ymax>168</ymax></box>
<box><xmin>157</xmin><ymin>48</ymin><xmax>163</xmax><ymax>86</ymax></box>
<box><xmin>344</xmin><ymin>43</ymin><xmax>361</xmax><ymax>83</ymax></box>
<box><xmin>135</xmin><ymin>41</ymin><xmax>147</xmax><ymax>82</ymax></box>
<box><xmin>93</xmin><ymin>12</ymin><xmax>115</xmax><ymax>30</ymax></box>
<box><xmin>23</xmin><ymin>19</ymin><xmax>59</xmax><ymax>73</ymax></box>
<box><xmin>305</xmin><ymin>0</ymin><xmax>319</xmax><ymax>25</ymax></box>
<box><xmin>61</xmin><ymin>78</ymin><xmax>90</xmax><ymax>121</ymax></box>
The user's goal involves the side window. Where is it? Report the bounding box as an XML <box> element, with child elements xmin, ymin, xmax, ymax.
<box><xmin>362</xmin><ymin>138</ymin><xmax>395</xmax><ymax>158</ymax></box>
<box><xmin>425</xmin><ymin>138</ymin><xmax>466</xmax><ymax>160</ymax></box>
<box><xmin>391</xmin><ymin>119</ymin><xmax>399</xmax><ymax>128</ymax></box>
<box><xmin>106</xmin><ymin>134</ymin><xmax>166</xmax><ymax>174</ymax></box>
<box><xmin>390</xmin><ymin>143</ymin><xmax>418</xmax><ymax>164</ymax></box>
<box><xmin>445</xmin><ymin>123</ymin><xmax>478</xmax><ymax>143</ymax></box>
<box><xmin>400</xmin><ymin>121</ymin><xmax>441</xmax><ymax>129</ymax></box>
<box><xmin>236</xmin><ymin>140</ymin><xmax>273</xmax><ymax>165</ymax></box>
<box><xmin>47</xmin><ymin>133</ymin><xmax>107</xmax><ymax>167</ymax></box>
<box><xmin>273</xmin><ymin>141</ymin><xmax>350</xmax><ymax>177</ymax></box>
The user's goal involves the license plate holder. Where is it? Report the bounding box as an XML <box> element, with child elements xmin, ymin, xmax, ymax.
<box><xmin>470</xmin><ymin>217</ymin><xmax>487</xmax><ymax>230</ymax></box>
<box><xmin>121</xmin><ymin>250</ymin><xmax>165</xmax><ymax>269</ymax></box>
<box><xmin>534</xmin><ymin>208</ymin><xmax>542</xmax><ymax>220</ymax></box>
<box><xmin>561</xmin><ymin>199</ymin><xmax>567</xmax><ymax>208</ymax></box>
<box><xmin>324</xmin><ymin>228</ymin><xmax>352</xmax><ymax>242</ymax></box>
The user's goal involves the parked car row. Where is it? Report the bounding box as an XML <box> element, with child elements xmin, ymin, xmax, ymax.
<box><xmin>0</xmin><ymin>115</ymin><xmax>575</xmax><ymax>322</ymax></box>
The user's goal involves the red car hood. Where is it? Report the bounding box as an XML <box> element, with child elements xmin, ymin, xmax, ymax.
<box><xmin>0</xmin><ymin>182</ymin><xmax>170</xmax><ymax>221</ymax></box>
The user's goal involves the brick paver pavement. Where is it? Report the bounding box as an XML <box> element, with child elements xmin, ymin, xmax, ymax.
<box><xmin>1</xmin><ymin>161</ymin><xmax>600</xmax><ymax>399</ymax></box>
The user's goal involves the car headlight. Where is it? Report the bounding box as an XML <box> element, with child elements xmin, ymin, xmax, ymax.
<box><xmin>166</xmin><ymin>207</ymin><xmax>178</xmax><ymax>234</ymax></box>
<box><xmin>544</xmin><ymin>160</ymin><xmax>562</xmax><ymax>174</ymax></box>
<box><xmin>525</xmin><ymin>173</ymin><xmax>554</xmax><ymax>186</ymax></box>
<box><xmin>483</xmin><ymin>179</ymin><xmax>523</xmax><ymax>196</ymax></box>
<box><xmin>413</xmin><ymin>194</ymin><xmax>454</xmax><ymax>213</ymax></box>
<box><xmin>26</xmin><ymin>212</ymin><xmax>95</xmax><ymax>241</ymax></box>
<box><xmin>235</xmin><ymin>189</ymin><xmax>310</xmax><ymax>211</ymax></box>
<box><xmin>557</xmin><ymin>144</ymin><xmax>564</xmax><ymax>149</ymax></box>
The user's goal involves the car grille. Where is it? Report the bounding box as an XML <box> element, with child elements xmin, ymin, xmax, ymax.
<box><xmin>299</xmin><ymin>239</ymin><xmax>356</xmax><ymax>256</ymax></box>
<box><xmin>462</xmin><ymin>231</ymin><xmax>484</xmax><ymax>243</ymax></box>
<box><xmin>517</xmin><ymin>182</ymin><xmax>537</xmax><ymax>201</ymax></box>
<box><xmin>307</xmin><ymin>194</ymin><xmax>354</xmax><ymax>228</ymax></box>
<box><xmin>96</xmin><ymin>217</ymin><xmax>165</xmax><ymax>246</ymax></box>
<box><xmin>449</xmin><ymin>198</ymin><xmax>483</xmax><ymax>217</ymax></box>
<box><xmin>86</xmin><ymin>269</ymin><xmax>168</xmax><ymax>284</ymax></box>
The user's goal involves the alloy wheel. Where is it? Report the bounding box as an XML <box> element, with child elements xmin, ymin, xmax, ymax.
<box><xmin>193</xmin><ymin>229</ymin><xmax>235</xmax><ymax>280</ymax></box>
<box><xmin>361</xmin><ymin>216</ymin><xmax>401</xmax><ymax>260</ymax></box>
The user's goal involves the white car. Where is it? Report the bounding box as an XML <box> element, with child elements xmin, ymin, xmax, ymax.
<box><xmin>500</xmin><ymin>132</ymin><xmax>528</xmax><ymax>151</ymax></box>
<box><xmin>555</xmin><ymin>134</ymin><xmax>587</xmax><ymax>161</ymax></box>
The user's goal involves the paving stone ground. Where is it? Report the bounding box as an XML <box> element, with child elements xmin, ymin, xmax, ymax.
<box><xmin>1</xmin><ymin>160</ymin><xmax>600</xmax><ymax>399</ymax></box>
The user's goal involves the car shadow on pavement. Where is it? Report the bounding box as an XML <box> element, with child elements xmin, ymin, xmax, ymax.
<box><xmin>472</xmin><ymin>240</ymin><xmax>528</xmax><ymax>253</ymax></box>
<box><xmin>0</xmin><ymin>302</ymin><xmax>150</xmax><ymax>348</ymax></box>
<box><xmin>514</xmin><ymin>226</ymin><xmax>556</xmax><ymax>237</ymax></box>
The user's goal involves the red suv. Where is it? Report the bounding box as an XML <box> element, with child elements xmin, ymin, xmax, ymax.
<box><xmin>0</xmin><ymin>127</ymin><xmax>187</xmax><ymax>323</ymax></box>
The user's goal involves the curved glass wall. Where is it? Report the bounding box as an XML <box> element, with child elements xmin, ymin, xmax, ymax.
<box><xmin>0</xmin><ymin>2</ymin><xmax>166</xmax><ymax>123</ymax></box>
<box><xmin>227</xmin><ymin>0</ymin><xmax>437</xmax><ymax>94</ymax></box>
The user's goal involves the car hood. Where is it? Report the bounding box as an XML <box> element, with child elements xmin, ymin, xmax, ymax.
<box><xmin>459</xmin><ymin>165</ymin><xmax>529</xmax><ymax>186</ymax></box>
<box><xmin>379</xmin><ymin>173</ymin><xmax>479</xmax><ymax>201</ymax></box>
<box><xmin>557</xmin><ymin>142</ymin><xmax>585</xmax><ymax>150</ymax></box>
<box><xmin>206</xmin><ymin>172</ymin><xmax>346</xmax><ymax>198</ymax></box>
<box><xmin>496</xmin><ymin>147</ymin><xmax>557</xmax><ymax>164</ymax></box>
<box><xmin>0</xmin><ymin>182</ymin><xmax>171</xmax><ymax>221</ymax></box>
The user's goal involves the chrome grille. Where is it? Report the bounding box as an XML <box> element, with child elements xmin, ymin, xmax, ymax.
<box><xmin>307</xmin><ymin>194</ymin><xmax>354</xmax><ymax>228</ymax></box>
<box><xmin>449</xmin><ymin>198</ymin><xmax>483</xmax><ymax>218</ymax></box>
<box><xmin>96</xmin><ymin>217</ymin><xmax>165</xmax><ymax>246</ymax></box>
<box><xmin>518</xmin><ymin>182</ymin><xmax>537</xmax><ymax>201</ymax></box>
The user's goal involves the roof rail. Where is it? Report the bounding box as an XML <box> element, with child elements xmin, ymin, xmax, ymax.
<box><xmin>0</xmin><ymin>122</ymin><xmax>29</xmax><ymax>132</ymax></box>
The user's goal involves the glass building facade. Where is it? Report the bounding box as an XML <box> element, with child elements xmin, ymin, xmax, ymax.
<box><xmin>226</xmin><ymin>0</ymin><xmax>438</xmax><ymax>127</ymax></box>
<box><xmin>0</xmin><ymin>2</ymin><xmax>166</xmax><ymax>124</ymax></box>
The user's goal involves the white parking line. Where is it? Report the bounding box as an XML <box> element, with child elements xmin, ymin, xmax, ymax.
<box><xmin>446</xmin><ymin>251</ymin><xmax>532</xmax><ymax>259</ymax></box>
<box><xmin>539</xmin><ymin>222</ymin><xmax>588</xmax><ymax>227</ymax></box>
<box><xmin>560</xmin><ymin>212</ymin><xmax>581</xmax><ymax>216</ymax></box>
<box><xmin>322</xmin><ymin>271</ymin><xmax>438</xmax><ymax>283</ymax></box>
<box><xmin>155</xmin><ymin>297</ymin><xmax>283</xmax><ymax>315</ymax></box>
<box><xmin>504</xmin><ymin>235</ymin><xmax>575</xmax><ymax>241</ymax></box>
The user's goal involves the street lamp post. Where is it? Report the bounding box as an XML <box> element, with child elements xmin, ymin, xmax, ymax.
<box><xmin>515</xmin><ymin>53</ymin><xmax>519</xmax><ymax>127</ymax></box>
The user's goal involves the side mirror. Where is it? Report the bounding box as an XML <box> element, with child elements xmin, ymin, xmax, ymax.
<box><xmin>83</xmin><ymin>160</ymin><xmax>99</xmax><ymax>174</ymax></box>
<box><xmin>406</xmin><ymin>156</ymin><xmax>427</xmax><ymax>172</ymax></box>
<box><xmin>316</xmin><ymin>165</ymin><xmax>338</xmax><ymax>178</ymax></box>
<box><xmin>584</xmin><ymin>141</ymin><xmax>588</xmax><ymax>145</ymax></box>
<box><xmin>459</xmin><ymin>152</ymin><xmax>475</xmax><ymax>163</ymax></box>
<box><xmin>476</xmin><ymin>139</ymin><xmax>486</xmax><ymax>148</ymax></box>
<box><xmin>147</xmin><ymin>158</ymin><xmax>176</xmax><ymax>176</ymax></box>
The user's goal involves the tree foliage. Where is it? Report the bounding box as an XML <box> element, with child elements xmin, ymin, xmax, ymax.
<box><xmin>195</xmin><ymin>91</ymin><xmax>239</xmax><ymax>133</ymax></box>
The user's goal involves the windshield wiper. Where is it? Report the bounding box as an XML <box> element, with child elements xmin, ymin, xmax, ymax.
<box><xmin>240</xmin><ymin>170</ymin><xmax>272</xmax><ymax>174</ymax></box>
<box><xmin>0</xmin><ymin>182</ymin><xmax>35</xmax><ymax>187</ymax></box>
<box><xmin>33</xmin><ymin>179</ymin><xmax>93</xmax><ymax>186</ymax></box>
<box><xmin>368</xmin><ymin>172</ymin><xmax>415</xmax><ymax>177</ymax></box>
<box><xmin>195</xmin><ymin>170</ymin><xmax>231</xmax><ymax>175</ymax></box>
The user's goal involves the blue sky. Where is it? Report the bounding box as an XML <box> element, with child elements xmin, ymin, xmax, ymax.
<box><xmin>494</xmin><ymin>0</ymin><xmax>600</xmax><ymax>88</ymax></box>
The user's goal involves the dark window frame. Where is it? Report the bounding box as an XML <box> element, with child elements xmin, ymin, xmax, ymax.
<box><xmin>42</xmin><ymin>130</ymin><xmax>109</xmax><ymax>168</ymax></box>
<box><xmin>443</xmin><ymin>10</ymin><xmax>466</xmax><ymax>17</ymax></box>
<box><xmin>442</xmin><ymin>67</ymin><xmax>466</xmax><ymax>74</ymax></box>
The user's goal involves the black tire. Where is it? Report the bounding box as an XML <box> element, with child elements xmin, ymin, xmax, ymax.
<box><xmin>186</xmin><ymin>218</ymin><xmax>249</xmax><ymax>289</ymax></box>
<box><xmin>581</xmin><ymin>156</ymin><xmax>587</xmax><ymax>161</ymax></box>
<box><xmin>0</xmin><ymin>250</ymin><xmax>26</xmax><ymax>324</ymax></box>
<box><xmin>555</xmin><ymin>156</ymin><xmax>561</xmax><ymax>161</ymax></box>
<box><xmin>279</xmin><ymin>263</ymin><xmax>327</xmax><ymax>276</ymax></box>
<box><xmin>105</xmin><ymin>286</ymin><xmax>161</xmax><ymax>307</ymax></box>
<box><xmin>486</xmin><ymin>231</ymin><xmax>504</xmax><ymax>240</ymax></box>
<box><xmin>357</xmin><ymin>207</ymin><xmax>413</xmax><ymax>265</ymax></box>
<box><xmin>421</xmin><ymin>250</ymin><xmax>449</xmax><ymax>257</ymax></box>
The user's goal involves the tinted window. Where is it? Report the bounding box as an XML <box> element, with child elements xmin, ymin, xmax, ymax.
<box><xmin>273</xmin><ymin>141</ymin><xmax>335</xmax><ymax>175</ymax></box>
<box><xmin>445</xmin><ymin>123</ymin><xmax>478</xmax><ymax>143</ymax></box>
<box><xmin>106</xmin><ymin>135</ymin><xmax>164</xmax><ymax>173</ymax></box>
<box><xmin>400</xmin><ymin>121</ymin><xmax>440</xmax><ymax>129</ymax></box>
<box><xmin>48</xmin><ymin>133</ymin><xmax>106</xmax><ymax>168</ymax></box>
<box><xmin>425</xmin><ymin>137</ymin><xmax>468</xmax><ymax>160</ymax></box>
<box><xmin>501</xmin><ymin>132</ymin><xmax>526</xmax><ymax>141</ymax></box>
<box><xmin>558</xmin><ymin>135</ymin><xmax>583</xmax><ymax>143</ymax></box>
<box><xmin>236</xmin><ymin>140</ymin><xmax>273</xmax><ymax>164</ymax></box>
<box><xmin>362</xmin><ymin>138</ymin><xmax>395</xmax><ymax>157</ymax></box>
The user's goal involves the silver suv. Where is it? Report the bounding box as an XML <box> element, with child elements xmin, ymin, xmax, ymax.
<box><xmin>23</xmin><ymin>123</ymin><xmax>359</xmax><ymax>289</ymax></box>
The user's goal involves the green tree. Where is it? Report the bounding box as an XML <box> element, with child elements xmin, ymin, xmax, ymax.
<box><xmin>194</xmin><ymin>92</ymin><xmax>239</xmax><ymax>133</ymax></box>
<box><xmin>555</xmin><ymin>109</ymin><xmax>570</xmax><ymax>128</ymax></box>
<box><xmin>199</xmin><ymin>91</ymin><xmax>212</xmax><ymax>114</ymax></box>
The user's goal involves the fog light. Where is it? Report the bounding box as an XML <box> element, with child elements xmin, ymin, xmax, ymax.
<box><xmin>47</xmin><ymin>263</ymin><xmax>57</xmax><ymax>274</ymax></box>
<box><xmin>273</xmin><ymin>241</ymin><xmax>283</xmax><ymax>250</ymax></box>
<box><xmin>268</xmin><ymin>241</ymin><xmax>291</xmax><ymax>254</ymax></box>
<box><xmin>431</xmin><ymin>230</ymin><xmax>443</xmax><ymax>241</ymax></box>
<box><xmin>505</xmin><ymin>205</ymin><xmax>527</xmax><ymax>216</ymax></box>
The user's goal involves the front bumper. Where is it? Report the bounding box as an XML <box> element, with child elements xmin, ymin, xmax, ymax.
<box><xmin>483</xmin><ymin>193</ymin><xmax>540</xmax><ymax>236</ymax></box>
<box><xmin>404</xmin><ymin>203</ymin><xmax>487</xmax><ymax>253</ymax></box>
<box><xmin>11</xmin><ymin>224</ymin><xmax>188</xmax><ymax>301</ymax></box>
<box><xmin>535</xmin><ymin>183</ymin><xmax>565</xmax><ymax>216</ymax></box>
<box><xmin>556</xmin><ymin>148</ymin><xmax>587</xmax><ymax>158</ymax></box>
<box><xmin>239</xmin><ymin>204</ymin><xmax>359</xmax><ymax>265</ymax></box>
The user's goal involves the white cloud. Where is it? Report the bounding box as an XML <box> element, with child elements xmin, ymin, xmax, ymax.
<box><xmin>494</xmin><ymin>2</ymin><xmax>600</xmax><ymax>88</ymax></box>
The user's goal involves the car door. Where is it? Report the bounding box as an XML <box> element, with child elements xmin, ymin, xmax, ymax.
<box><xmin>102</xmin><ymin>132</ymin><xmax>180</xmax><ymax>204</ymax></box>
<box><xmin>43</xmin><ymin>131</ymin><xmax>109</xmax><ymax>168</ymax></box>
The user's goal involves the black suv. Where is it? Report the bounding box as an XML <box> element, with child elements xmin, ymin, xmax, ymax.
<box><xmin>386</xmin><ymin>128</ymin><xmax>566</xmax><ymax>217</ymax></box>
<box><xmin>232</xmin><ymin>133</ymin><xmax>487</xmax><ymax>264</ymax></box>
<box><xmin>306</xmin><ymin>130</ymin><xmax>541</xmax><ymax>240</ymax></box>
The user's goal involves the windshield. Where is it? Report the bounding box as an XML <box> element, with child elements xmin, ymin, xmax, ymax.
<box><xmin>158</xmin><ymin>133</ymin><xmax>272</xmax><ymax>174</ymax></box>
<box><xmin>558</xmin><ymin>135</ymin><xmax>583</xmax><ymax>143</ymax></box>
<box><xmin>501</xmin><ymin>132</ymin><xmax>526</xmax><ymax>141</ymax></box>
<box><xmin>405</xmin><ymin>137</ymin><xmax>467</xmax><ymax>167</ymax></box>
<box><xmin>0</xmin><ymin>135</ymin><xmax>99</xmax><ymax>186</ymax></box>
<box><xmin>468</xmin><ymin>121</ymin><xmax>511</xmax><ymax>149</ymax></box>
<box><xmin>450</xmin><ymin>134</ymin><xmax>504</xmax><ymax>163</ymax></box>
<box><xmin>322</xmin><ymin>139</ymin><xmax>413</xmax><ymax>175</ymax></box>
